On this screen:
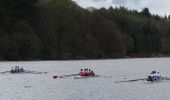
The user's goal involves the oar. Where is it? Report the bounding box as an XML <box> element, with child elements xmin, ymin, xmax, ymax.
<box><xmin>62</xmin><ymin>73</ymin><xmax>79</xmax><ymax>77</ymax></box>
<box><xmin>114</xmin><ymin>78</ymin><xmax>146</xmax><ymax>83</ymax></box>
<box><xmin>114</xmin><ymin>77</ymin><xmax>170</xmax><ymax>83</ymax></box>
<box><xmin>53</xmin><ymin>73</ymin><xmax>79</xmax><ymax>79</ymax></box>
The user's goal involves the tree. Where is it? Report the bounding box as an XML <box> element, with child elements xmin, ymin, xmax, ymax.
<box><xmin>141</xmin><ymin>8</ymin><xmax>151</xmax><ymax>17</ymax></box>
<box><xmin>91</xmin><ymin>14</ymin><xmax>126</xmax><ymax>58</ymax></box>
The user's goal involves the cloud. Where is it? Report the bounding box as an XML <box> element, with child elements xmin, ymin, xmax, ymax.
<box><xmin>146</xmin><ymin>0</ymin><xmax>170</xmax><ymax>16</ymax></box>
<box><xmin>73</xmin><ymin>0</ymin><xmax>114</xmax><ymax>8</ymax></box>
<box><xmin>73</xmin><ymin>0</ymin><xmax>170</xmax><ymax>16</ymax></box>
<box><xmin>112</xmin><ymin>0</ymin><xmax>127</xmax><ymax>5</ymax></box>
<box><xmin>91</xmin><ymin>0</ymin><xmax>104</xmax><ymax>2</ymax></box>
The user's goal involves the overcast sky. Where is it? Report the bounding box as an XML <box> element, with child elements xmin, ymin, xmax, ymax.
<box><xmin>73</xmin><ymin>0</ymin><xmax>170</xmax><ymax>16</ymax></box>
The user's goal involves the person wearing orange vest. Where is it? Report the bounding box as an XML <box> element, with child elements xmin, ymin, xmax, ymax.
<box><xmin>79</xmin><ymin>69</ymin><xmax>87</xmax><ymax>76</ymax></box>
<box><xmin>84</xmin><ymin>69</ymin><xmax>88</xmax><ymax>76</ymax></box>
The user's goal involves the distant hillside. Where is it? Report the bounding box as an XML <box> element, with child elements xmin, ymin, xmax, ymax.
<box><xmin>0</xmin><ymin>0</ymin><xmax>170</xmax><ymax>60</ymax></box>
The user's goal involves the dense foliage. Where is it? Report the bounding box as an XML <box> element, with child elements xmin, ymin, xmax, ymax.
<box><xmin>0</xmin><ymin>0</ymin><xmax>170</xmax><ymax>60</ymax></box>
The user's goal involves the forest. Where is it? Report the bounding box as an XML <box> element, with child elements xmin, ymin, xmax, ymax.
<box><xmin>1</xmin><ymin>0</ymin><xmax>170</xmax><ymax>60</ymax></box>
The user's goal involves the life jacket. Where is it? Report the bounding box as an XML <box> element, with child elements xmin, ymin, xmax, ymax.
<box><xmin>80</xmin><ymin>71</ymin><xmax>86</xmax><ymax>76</ymax></box>
<box><xmin>84</xmin><ymin>71</ymin><xmax>88</xmax><ymax>76</ymax></box>
<box><xmin>85</xmin><ymin>71</ymin><xmax>91</xmax><ymax>76</ymax></box>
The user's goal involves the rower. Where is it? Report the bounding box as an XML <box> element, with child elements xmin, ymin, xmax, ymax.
<box><xmin>79</xmin><ymin>69</ymin><xmax>84</xmax><ymax>76</ymax></box>
<box><xmin>20</xmin><ymin>67</ymin><xmax>24</xmax><ymax>72</ymax></box>
<box><xmin>90</xmin><ymin>71</ymin><xmax>95</xmax><ymax>76</ymax></box>
<box><xmin>156</xmin><ymin>72</ymin><xmax>161</xmax><ymax>80</ymax></box>
<box><xmin>87</xmin><ymin>69</ymin><xmax>91</xmax><ymax>76</ymax></box>
<box><xmin>11</xmin><ymin>67</ymin><xmax>14</xmax><ymax>73</ymax></box>
<box><xmin>14</xmin><ymin>66</ymin><xmax>18</xmax><ymax>72</ymax></box>
<box><xmin>147</xmin><ymin>71</ymin><xmax>156</xmax><ymax>81</ymax></box>
<box><xmin>84</xmin><ymin>69</ymin><xmax>88</xmax><ymax>76</ymax></box>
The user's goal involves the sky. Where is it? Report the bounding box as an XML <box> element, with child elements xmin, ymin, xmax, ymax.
<box><xmin>72</xmin><ymin>0</ymin><xmax>170</xmax><ymax>16</ymax></box>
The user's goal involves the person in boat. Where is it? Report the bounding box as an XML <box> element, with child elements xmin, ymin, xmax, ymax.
<box><xmin>17</xmin><ymin>66</ymin><xmax>20</xmax><ymax>72</ymax></box>
<box><xmin>13</xmin><ymin>66</ymin><xmax>22</xmax><ymax>73</ymax></box>
<box><xmin>88</xmin><ymin>69</ymin><xmax>95</xmax><ymax>76</ymax></box>
<box><xmin>147</xmin><ymin>71</ymin><xmax>156</xmax><ymax>81</ymax></box>
<box><xmin>84</xmin><ymin>68</ymin><xmax>89</xmax><ymax>76</ymax></box>
<box><xmin>152</xmin><ymin>71</ymin><xmax>157</xmax><ymax>80</ymax></box>
<box><xmin>86</xmin><ymin>69</ymin><xmax>91</xmax><ymax>76</ymax></box>
<box><xmin>20</xmin><ymin>67</ymin><xmax>24</xmax><ymax>72</ymax></box>
<box><xmin>153</xmin><ymin>71</ymin><xmax>161</xmax><ymax>80</ymax></box>
<box><xmin>14</xmin><ymin>66</ymin><xmax>18</xmax><ymax>73</ymax></box>
<box><xmin>79</xmin><ymin>68</ymin><xmax>95</xmax><ymax>77</ymax></box>
<box><xmin>79</xmin><ymin>69</ymin><xmax>87</xmax><ymax>76</ymax></box>
<box><xmin>79</xmin><ymin>69</ymin><xmax>84</xmax><ymax>76</ymax></box>
<box><xmin>156</xmin><ymin>72</ymin><xmax>161</xmax><ymax>80</ymax></box>
<box><xmin>147</xmin><ymin>76</ymin><xmax>153</xmax><ymax>81</ymax></box>
<box><xmin>147</xmin><ymin>71</ymin><xmax>161</xmax><ymax>81</ymax></box>
<box><xmin>11</xmin><ymin>67</ymin><xmax>14</xmax><ymax>73</ymax></box>
<box><xmin>90</xmin><ymin>71</ymin><xmax>95</xmax><ymax>76</ymax></box>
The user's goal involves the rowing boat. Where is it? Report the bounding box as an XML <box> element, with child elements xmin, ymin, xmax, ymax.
<box><xmin>147</xmin><ymin>77</ymin><xmax>170</xmax><ymax>82</ymax></box>
<box><xmin>114</xmin><ymin>77</ymin><xmax>170</xmax><ymax>83</ymax></box>
<box><xmin>74</xmin><ymin>75</ymin><xmax>100</xmax><ymax>79</ymax></box>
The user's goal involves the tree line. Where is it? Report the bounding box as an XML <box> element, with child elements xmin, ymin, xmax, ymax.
<box><xmin>0</xmin><ymin>0</ymin><xmax>170</xmax><ymax>60</ymax></box>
